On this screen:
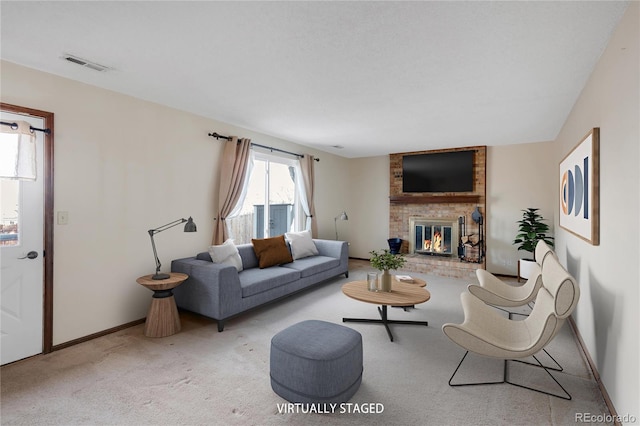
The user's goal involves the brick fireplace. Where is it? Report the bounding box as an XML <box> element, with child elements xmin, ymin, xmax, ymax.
<box><xmin>389</xmin><ymin>146</ymin><xmax>487</xmax><ymax>279</ymax></box>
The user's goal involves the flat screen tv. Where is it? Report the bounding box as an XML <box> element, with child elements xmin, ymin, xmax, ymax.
<box><xmin>402</xmin><ymin>150</ymin><xmax>474</xmax><ymax>193</ymax></box>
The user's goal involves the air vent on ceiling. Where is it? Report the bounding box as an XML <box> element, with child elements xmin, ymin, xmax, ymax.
<box><xmin>62</xmin><ymin>54</ymin><xmax>110</xmax><ymax>72</ymax></box>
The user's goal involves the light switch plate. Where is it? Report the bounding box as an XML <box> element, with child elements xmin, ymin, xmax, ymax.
<box><xmin>57</xmin><ymin>211</ymin><xmax>68</xmax><ymax>225</ymax></box>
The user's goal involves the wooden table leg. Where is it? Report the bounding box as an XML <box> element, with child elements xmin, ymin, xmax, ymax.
<box><xmin>144</xmin><ymin>291</ymin><xmax>181</xmax><ymax>338</ymax></box>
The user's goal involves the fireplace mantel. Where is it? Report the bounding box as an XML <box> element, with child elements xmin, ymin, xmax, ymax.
<box><xmin>389</xmin><ymin>195</ymin><xmax>481</xmax><ymax>204</ymax></box>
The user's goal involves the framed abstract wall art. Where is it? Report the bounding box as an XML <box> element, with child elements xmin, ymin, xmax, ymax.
<box><xmin>559</xmin><ymin>128</ymin><xmax>599</xmax><ymax>245</ymax></box>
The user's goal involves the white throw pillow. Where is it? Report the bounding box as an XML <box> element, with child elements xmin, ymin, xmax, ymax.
<box><xmin>208</xmin><ymin>239</ymin><xmax>243</xmax><ymax>271</ymax></box>
<box><xmin>285</xmin><ymin>230</ymin><xmax>319</xmax><ymax>260</ymax></box>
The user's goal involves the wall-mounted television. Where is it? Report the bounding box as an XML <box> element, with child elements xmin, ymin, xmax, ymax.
<box><xmin>402</xmin><ymin>150</ymin><xmax>474</xmax><ymax>193</ymax></box>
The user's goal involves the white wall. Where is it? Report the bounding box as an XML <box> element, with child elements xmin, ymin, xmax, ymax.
<box><xmin>346</xmin><ymin>156</ymin><xmax>390</xmax><ymax>258</ymax></box>
<box><xmin>552</xmin><ymin>3</ymin><xmax>638</xmax><ymax>420</ymax></box>
<box><xmin>485</xmin><ymin>142</ymin><xmax>556</xmax><ymax>274</ymax></box>
<box><xmin>0</xmin><ymin>61</ymin><xmax>350</xmax><ymax>345</ymax></box>
<box><xmin>312</xmin><ymin>154</ymin><xmax>352</xmax><ymax>241</ymax></box>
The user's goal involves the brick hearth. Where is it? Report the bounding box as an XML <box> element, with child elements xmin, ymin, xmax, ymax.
<box><xmin>403</xmin><ymin>254</ymin><xmax>482</xmax><ymax>280</ymax></box>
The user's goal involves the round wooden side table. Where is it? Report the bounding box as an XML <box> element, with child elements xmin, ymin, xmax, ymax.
<box><xmin>136</xmin><ymin>272</ymin><xmax>188</xmax><ymax>338</ymax></box>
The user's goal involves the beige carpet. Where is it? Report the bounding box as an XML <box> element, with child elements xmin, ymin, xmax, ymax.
<box><xmin>1</xmin><ymin>260</ymin><xmax>612</xmax><ymax>425</ymax></box>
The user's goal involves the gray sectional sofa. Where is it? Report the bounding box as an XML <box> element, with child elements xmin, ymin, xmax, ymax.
<box><xmin>171</xmin><ymin>239</ymin><xmax>349</xmax><ymax>331</ymax></box>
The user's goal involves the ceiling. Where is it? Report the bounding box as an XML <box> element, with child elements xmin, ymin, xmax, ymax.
<box><xmin>0</xmin><ymin>1</ymin><xmax>629</xmax><ymax>158</ymax></box>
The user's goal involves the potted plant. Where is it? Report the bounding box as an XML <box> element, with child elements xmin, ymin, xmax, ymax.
<box><xmin>369</xmin><ymin>249</ymin><xmax>407</xmax><ymax>292</ymax></box>
<box><xmin>513</xmin><ymin>208</ymin><xmax>554</xmax><ymax>280</ymax></box>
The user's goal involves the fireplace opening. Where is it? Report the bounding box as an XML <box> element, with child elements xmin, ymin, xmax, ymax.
<box><xmin>409</xmin><ymin>218</ymin><xmax>458</xmax><ymax>257</ymax></box>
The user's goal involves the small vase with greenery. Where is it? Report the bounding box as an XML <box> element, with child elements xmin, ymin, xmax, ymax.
<box><xmin>513</xmin><ymin>208</ymin><xmax>554</xmax><ymax>278</ymax></box>
<box><xmin>369</xmin><ymin>249</ymin><xmax>407</xmax><ymax>292</ymax></box>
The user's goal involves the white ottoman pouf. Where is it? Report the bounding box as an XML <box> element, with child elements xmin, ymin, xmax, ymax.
<box><xmin>270</xmin><ymin>320</ymin><xmax>363</xmax><ymax>404</ymax></box>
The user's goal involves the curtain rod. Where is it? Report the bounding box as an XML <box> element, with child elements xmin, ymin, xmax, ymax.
<box><xmin>0</xmin><ymin>121</ymin><xmax>51</xmax><ymax>134</ymax></box>
<box><xmin>208</xmin><ymin>132</ymin><xmax>319</xmax><ymax>162</ymax></box>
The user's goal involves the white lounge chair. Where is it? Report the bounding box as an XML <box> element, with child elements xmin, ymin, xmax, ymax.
<box><xmin>468</xmin><ymin>240</ymin><xmax>554</xmax><ymax>308</ymax></box>
<box><xmin>442</xmin><ymin>254</ymin><xmax>580</xmax><ymax>400</ymax></box>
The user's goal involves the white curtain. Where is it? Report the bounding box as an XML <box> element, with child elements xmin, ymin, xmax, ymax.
<box><xmin>0</xmin><ymin>121</ymin><xmax>36</xmax><ymax>180</ymax></box>
<box><xmin>228</xmin><ymin>151</ymin><xmax>254</xmax><ymax>219</ymax></box>
<box><xmin>294</xmin><ymin>162</ymin><xmax>310</xmax><ymax>230</ymax></box>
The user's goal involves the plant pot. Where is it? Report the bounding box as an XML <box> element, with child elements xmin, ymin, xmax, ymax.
<box><xmin>518</xmin><ymin>258</ymin><xmax>537</xmax><ymax>281</ymax></box>
<box><xmin>387</xmin><ymin>238</ymin><xmax>402</xmax><ymax>254</ymax></box>
<box><xmin>379</xmin><ymin>270</ymin><xmax>392</xmax><ymax>292</ymax></box>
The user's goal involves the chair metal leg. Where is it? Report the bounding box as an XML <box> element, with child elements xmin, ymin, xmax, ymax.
<box><xmin>512</xmin><ymin>348</ymin><xmax>563</xmax><ymax>372</ymax></box>
<box><xmin>491</xmin><ymin>309</ymin><xmax>564</xmax><ymax>372</ymax></box>
<box><xmin>448</xmin><ymin>351</ymin><xmax>505</xmax><ymax>387</ymax></box>
<box><xmin>493</xmin><ymin>306</ymin><xmax>514</xmax><ymax>316</ymax></box>
<box><xmin>448</xmin><ymin>351</ymin><xmax>572</xmax><ymax>400</ymax></box>
<box><xmin>506</xmin><ymin>354</ymin><xmax>571</xmax><ymax>400</ymax></box>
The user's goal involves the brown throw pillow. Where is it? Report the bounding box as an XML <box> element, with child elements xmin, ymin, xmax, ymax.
<box><xmin>251</xmin><ymin>235</ymin><xmax>294</xmax><ymax>268</ymax></box>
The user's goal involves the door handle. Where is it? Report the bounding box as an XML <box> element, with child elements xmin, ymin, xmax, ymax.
<box><xmin>18</xmin><ymin>251</ymin><xmax>38</xmax><ymax>260</ymax></box>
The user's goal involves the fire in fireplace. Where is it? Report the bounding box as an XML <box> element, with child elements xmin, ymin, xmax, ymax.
<box><xmin>409</xmin><ymin>218</ymin><xmax>458</xmax><ymax>257</ymax></box>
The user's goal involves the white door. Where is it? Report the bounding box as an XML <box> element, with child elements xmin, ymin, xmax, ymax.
<box><xmin>0</xmin><ymin>111</ymin><xmax>45</xmax><ymax>365</ymax></box>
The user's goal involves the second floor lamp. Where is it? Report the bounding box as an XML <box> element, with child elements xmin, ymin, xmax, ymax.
<box><xmin>334</xmin><ymin>211</ymin><xmax>348</xmax><ymax>240</ymax></box>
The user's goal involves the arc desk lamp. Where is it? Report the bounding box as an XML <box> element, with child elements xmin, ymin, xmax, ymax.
<box><xmin>148</xmin><ymin>217</ymin><xmax>197</xmax><ymax>280</ymax></box>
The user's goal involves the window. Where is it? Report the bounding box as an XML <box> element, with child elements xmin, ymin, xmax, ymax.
<box><xmin>0</xmin><ymin>179</ymin><xmax>20</xmax><ymax>246</ymax></box>
<box><xmin>1</xmin><ymin>122</ymin><xmax>35</xmax><ymax>247</ymax></box>
<box><xmin>227</xmin><ymin>151</ymin><xmax>304</xmax><ymax>244</ymax></box>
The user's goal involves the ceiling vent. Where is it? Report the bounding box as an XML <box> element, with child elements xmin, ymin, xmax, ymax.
<box><xmin>62</xmin><ymin>54</ymin><xmax>110</xmax><ymax>72</ymax></box>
